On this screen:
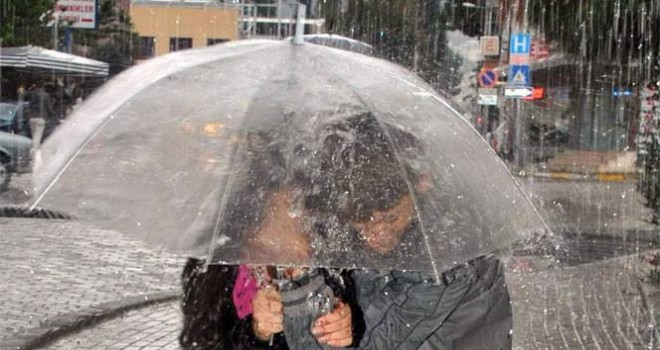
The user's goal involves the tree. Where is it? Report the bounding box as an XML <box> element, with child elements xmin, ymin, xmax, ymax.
<box><xmin>73</xmin><ymin>0</ymin><xmax>138</xmax><ymax>76</ymax></box>
<box><xmin>0</xmin><ymin>0</ymin><xmax>55</xmax><ymax>47</ymax></box>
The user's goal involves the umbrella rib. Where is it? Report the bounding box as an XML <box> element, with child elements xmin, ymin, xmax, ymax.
<box><xmin>31</xmin><ymin>42</ymin><xmax>280</xmax><ymax>205</ymax></box>
<box><xmin>205</xmin><ymin>133</ymin><xmax>246</xmax><ymax>267</ymax></box>
<box><xmin>30</xmin><ymin>115</ymin><xmax>116</xmax><ymax>210</ymax></box>
<box><xmin>377</xmin><ymin>118</ymin><xmax>441</xmax><ymax>284</ymax></box>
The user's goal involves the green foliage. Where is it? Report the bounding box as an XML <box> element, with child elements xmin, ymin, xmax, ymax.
<box><xmin>74</xmin><ymin>0</ymin><xmax>138</xmax><ymax>76</ymax></box>
<box><xmin>0</xmin><ymin>0</ymin><xmax>55</xmax><ymax>46</ymax></box>
<box><xmin>0</xmin><ymin>0</ymin><xmax>136</xmax><ymax>76</ymax></box>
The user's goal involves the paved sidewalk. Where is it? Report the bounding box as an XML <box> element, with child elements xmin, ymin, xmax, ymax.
<box><xmin>509</xmin><ymin>255</ymin><xmax>655</xmax><ymax>349</ymax></box>
<box><xmin>0</xmin><ymin>218</ymin><xmax>185</xmax><ymax>349</ymax></box>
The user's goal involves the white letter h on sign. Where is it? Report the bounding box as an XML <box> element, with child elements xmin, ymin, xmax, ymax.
<box><xmin>513</xmin><ymin>36</ymin><xmax>528</xmax><ymax>53</ymax></box>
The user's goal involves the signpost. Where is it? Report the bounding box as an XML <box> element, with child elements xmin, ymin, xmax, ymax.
<box><xmin>507</xmin><ymin>33</ymin><xmax>532</xmax><ymax>168</ymax></box>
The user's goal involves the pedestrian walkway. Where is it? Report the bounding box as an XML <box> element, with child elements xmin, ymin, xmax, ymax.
<box><xmin>509</xmin><ymin>255</ymin><xmax>655</xmax><ymax>349</ymax></box>
<box><xmin>0</xmin><ymin>218</ymin><xmax>185</xmax><ymax>350</ymax></box>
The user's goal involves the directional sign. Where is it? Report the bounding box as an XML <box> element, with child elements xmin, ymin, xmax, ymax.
<box><xmin>505</xmin><ymin>87</ymin><xmax>533</xmax><ymax>98</ymax></box>
<box><xmin>478</xmin><ymin>69</ymin><xmax>498</xmax><ymax>88</ymax></box>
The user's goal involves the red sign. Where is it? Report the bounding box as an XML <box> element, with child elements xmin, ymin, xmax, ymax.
<box><xmin>531</xmin><ymin>39</ymin><xmax>550</xmax><ymax>60</ymax></box>
<box><xmin>523</xmin><ymin>87</ymin><xmax>545</xmax><ymax>100</ymax></box>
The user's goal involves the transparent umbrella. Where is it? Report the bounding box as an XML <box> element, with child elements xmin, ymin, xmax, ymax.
<box><xmin>30</xmin><ymin>39</ymin><xmax>545</xmax><ymax>278</ymax></box>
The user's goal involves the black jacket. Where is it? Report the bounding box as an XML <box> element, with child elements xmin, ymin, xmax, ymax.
<box><xmin>352</xmin><ymin>255</ymin><xmax>512</xmax><ymax>350</ymax></box>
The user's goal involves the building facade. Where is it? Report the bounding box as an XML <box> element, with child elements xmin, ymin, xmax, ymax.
<box><xmin>130</xmin><ymin>0</ymin><xmax>241</xmax><ymax>58</ymax></box>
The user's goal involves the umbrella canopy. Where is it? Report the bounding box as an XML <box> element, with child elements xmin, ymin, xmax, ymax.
<box><xmin>297</xmin><ymin>34</ymin><xmax>373</xmax><ymax>55</ymax></box>
<box><xmin>30</xmin><ymin>39</ymin><xmax>545</xmax><ymax>275</ymax></box>
<box><xmin>0</xmin><ymin>46</ymin><xmax>109</xmax><ymax>77</ymax></box>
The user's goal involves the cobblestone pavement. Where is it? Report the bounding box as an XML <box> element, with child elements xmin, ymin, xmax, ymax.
<box><xmin>0</xmin><ymin>173</ymin><xmax>32</xmax><ymax>206</ymax></box>
<box><xmin>0</xmin><ymin>218</ymin><xmax>185</xmax><ymax>349</ymax></box>
<box><xmin>44</xmin><ymin>302</ymin><xmax>181</xmax><ymax>350</ymax></box>
<box><xmin>38</xmin><ymin>255</ymin><xmax>658</xmax><ymax>350</ymax></box>
<box><xmin>509</xmin><ymin>255</ymin><xmax>655</xmax><ymax>349</ymax></box>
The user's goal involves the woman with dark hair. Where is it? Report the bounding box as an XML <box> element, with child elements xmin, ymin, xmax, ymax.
<box><xmin>178</xmin><ymin>131</ymin><xmax>356</xmax><ymax>350</ymax></box>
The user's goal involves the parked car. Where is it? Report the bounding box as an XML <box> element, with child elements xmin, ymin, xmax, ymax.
<box><xmin>0</xmin><ymin>101</ymin><xmax>31</xmax><ymax>137</ymax></box>
<box><xmin>0</xmin><ymin>131</ymin><xmax>32</xmax><ymax>191</ymax></box>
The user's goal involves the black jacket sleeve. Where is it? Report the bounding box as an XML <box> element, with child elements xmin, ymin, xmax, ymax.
<box><xmin>351</xmin><ymin>270</ymin><xmax>463</xmax><ymax>350</ymax></box>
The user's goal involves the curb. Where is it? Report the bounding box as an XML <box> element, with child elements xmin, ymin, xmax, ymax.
<box><xmin>5</xmin><ymin>290</ymin><xmax>181</xmax><ymax>350</ymax></box>
<box><xmin>530</xmin><ymin>171</ymin><xmax>638</xmax><ymax>182</ymax></box>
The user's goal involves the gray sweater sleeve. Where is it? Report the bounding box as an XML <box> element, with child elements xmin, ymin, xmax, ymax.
<box><xmin>352</xmin><ymin>270</ymin><xmax>474</xmax><ymax>350</ymax></box>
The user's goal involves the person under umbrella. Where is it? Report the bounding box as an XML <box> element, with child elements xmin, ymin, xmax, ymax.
<box><xmin>300</xmin><ymin>113</ymin><xmax>513</xmax><ymax>349</ymax></box>
<box><xmin>179</xmin><ymin>131</ymin><xmax>355</xmax><ymax>350</ymax></box>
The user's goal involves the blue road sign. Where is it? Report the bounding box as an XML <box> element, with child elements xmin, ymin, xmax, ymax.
<box><xmin>510</xmin><ymin>33</ymin><xmax>531</xmax><ymax>55</ymax></box>
<box><xmin>508</xmin><ymin>65</ymin><xmax>531</xmax><ymax>87</ymax></box>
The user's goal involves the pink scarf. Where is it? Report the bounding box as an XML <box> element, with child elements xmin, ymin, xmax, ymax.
<box><xmin>232</xmin><ymin>265</ymin><xmax>258</xmax><ymax>319</ymax></box>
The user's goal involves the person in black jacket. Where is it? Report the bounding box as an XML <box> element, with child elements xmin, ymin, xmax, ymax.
<box><xmin>301</xmin><ymin>113</ymin><xmax>513</xmax><ymax>350</ymax></box>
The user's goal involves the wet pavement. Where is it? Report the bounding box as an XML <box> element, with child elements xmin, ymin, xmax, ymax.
<box><xmin>0</xmin><ymin>218</ymin><xmax>184</xmax><ymax>350</ymax></box>
<box><xmin>39</xmin><ymin>255</ymin><xmax>657</xmax><ymax>350</ymax></box>
<box><xmin>1</xmin><ymin>177</ymin><xmax>659</xmax><ymax>349</ymax></box>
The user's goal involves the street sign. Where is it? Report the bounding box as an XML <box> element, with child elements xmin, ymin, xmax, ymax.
<box><xmin>509</xmin><ymin>65</ymin><xmax>531</xmax><ymax>86</ymax></box>
<box><xmin>481</xmin><ymin>36</ymin><xmax>500</xmax><ymax>56</ymax></box>
<box><xmin>523</xmin><ymin>87</ymin><xmax>546</xmax><ymax>101</ymax></box>
<box><xmin>505</xmin><ymin>87</ymin><xmax>533</xmax><ymax>98</ymax></box>
<box><xmin>55</xmin><ymin>0</ymin><xmax>98</xmax><ymax>29</ymax></box>
<box><xmin>510</xmin><ymin>33</ymin><xmax>531</xmax><ymax>55</ymax></box>
<box><xmin>531</xmin><ymin>39</ymin><xmax>550</xmax><ymax>60</ymax></box>
<box><xmin>508</xmin><ymin>33</ymin><xmax>532</xmax><ymax>88</ymax></box>
<box><xmin>477</xmin><ymin>69</ymin><xmax>498</xmax><ymax>88</ymax></box>
<box><xmin>478</xmin><ymin>88</ymin><xmax>498</xmax><ymax>105</ymax></box>
<box><xmin>612</xmin><ymin>88</ymin><xmax>633</xmax><ymax>97</ymax></box>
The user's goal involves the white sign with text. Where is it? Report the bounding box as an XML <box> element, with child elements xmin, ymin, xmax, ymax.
<box><xmin>56</xmin><ymin>0</ymin><xmax>97</xmax><ymax>29</ymax></box>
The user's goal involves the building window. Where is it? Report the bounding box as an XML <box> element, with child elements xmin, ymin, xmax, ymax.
<box><xmin>136</xmin><ymin>37</ymin><xmax>155</xmax><ymax>60</ymax></box>
<box><xmin>207</xmin><ymin>38</ymin><xmax>229</xmax><ymax>46</ymax></box>
<box><xmin>170</xmin><ymin>37</ymin><xmax>193</xmax><ymax>52</ymax></box>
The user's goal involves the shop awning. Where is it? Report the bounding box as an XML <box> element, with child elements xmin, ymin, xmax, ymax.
<box><xmin>0</xmin><ymin>46</ymin><xmax>109</xmax><ymax>78</ymax></box>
